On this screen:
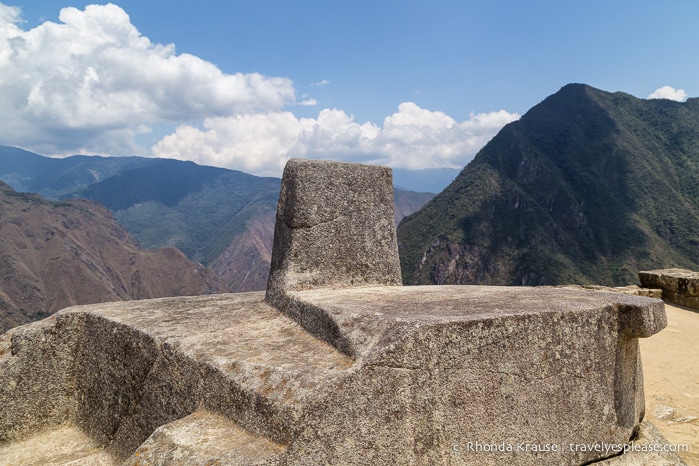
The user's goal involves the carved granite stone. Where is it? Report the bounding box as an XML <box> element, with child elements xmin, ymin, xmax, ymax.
<box><xmin>266</xmin><ymin>159</ymin><xmax>402</xmax><ymax>307</ymax></box>
<box><xmin>0</xmin><ymin>159</ymin><xmax>676</xmax><ymax>465</ymax></box>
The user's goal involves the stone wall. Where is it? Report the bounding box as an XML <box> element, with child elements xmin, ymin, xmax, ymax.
<box><xmin>639</xmin><ymin>268</ymin><xmax>699</xmax><ymax>310</ymax></box>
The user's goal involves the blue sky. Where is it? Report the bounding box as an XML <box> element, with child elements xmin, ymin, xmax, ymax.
<box><xmin>1</xmin><ymin>1</ymin><xmax>697</xmax><ymax>176</ymax></box>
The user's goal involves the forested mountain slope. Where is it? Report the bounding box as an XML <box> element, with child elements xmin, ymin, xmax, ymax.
<box><xmin>398</xmin><ymin>84</ymin><xmax>699</xmax><ymax>286</ymax></box>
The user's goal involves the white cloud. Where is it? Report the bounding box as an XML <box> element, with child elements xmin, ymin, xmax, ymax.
<box><xmin>152</xmin><ymin>103</ymin><xmax>520</xmax><ymax>176</ymax></box>
<box><xmin>0</xmin><ymin>3</ymin><xmax>295</xmax><ymax>155</ymax></box>
<box><xmin>0</xmin><ymin>3</ymin><xmax>520</xmax><ymax>173</ymax></box>
<box><xmin>0</xmin><ymin>2</ymin><xmax>20</xmax><ymax>25</ymax></box>
<box><xmin>648</xmin><ymin>86</ymin><xmax>688</xmax><ymax>102</ymax></box>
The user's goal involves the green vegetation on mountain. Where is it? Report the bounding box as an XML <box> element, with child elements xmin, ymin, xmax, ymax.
<box><xmin>398</xmin><ymin>84</ymin><xmax>699</xmax><ymax>286</ymax></box>
<box><xmin>77</xmin><ymin>160</ymin><xmax>282</xmax><ymax>265</ymax></box>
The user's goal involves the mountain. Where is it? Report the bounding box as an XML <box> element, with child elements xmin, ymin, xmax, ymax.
<box><xmin>0</xmin><ymin>182</ymin><xmax>222</xmax><ymax>333</ymax></box>
<box><xmin>0</xmin><ymin>146</ymin><xmax>156</xmax><ymax>199</ymax></box>
<box><xmin>0</xmin><ymin>148</ymin><xmax>435</xmax><ymax>293</ymax></box>
<box><xmin>76</xmin><ymin>159</ymin><xmax>282</xmax><ymax>264</ymax></box>
<box><xmin>80</xmin><ymin>161</ymin><xmax>432</xmax><ymax>291</ymax></box>
<box><xmin>398</xmin><ymin>84</ymin><xmax>699</xmax><ymax>287</ymax></box>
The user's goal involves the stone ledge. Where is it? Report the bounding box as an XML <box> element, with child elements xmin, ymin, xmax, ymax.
<box><xmin>126</xmin><ymin>410</ymin><xmax>286</xmax><ymax>465</ymax></box>
<box><xmin>639</xmin><ymin>269</ymin><xmax>699</xmax><ymax>310</ymax></box>
<box><xmin>558</xmin><ymin>285</ymin><xmax>663</xmax><ymax>300</ymax></box>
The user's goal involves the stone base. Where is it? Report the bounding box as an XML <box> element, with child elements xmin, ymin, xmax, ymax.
<box><xmin>0</xmin><ymin>287</ymin><xmax>667</xmax><ymax>465</ymax></box>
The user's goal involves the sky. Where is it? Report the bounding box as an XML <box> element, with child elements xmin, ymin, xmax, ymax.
<box><xmin>1</xmin><ymin>1</ymin><xmax>698</xmax><ymax>177</ymax></box>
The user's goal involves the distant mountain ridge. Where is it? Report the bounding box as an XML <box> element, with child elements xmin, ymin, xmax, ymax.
<box><xmin>0</xmin><ymin>146</ymin><xmax>156</xmax><ymax>199</ymax></box>
<box><xmin>398</xmin><ymin>84</ymin><xmax>699</xmax><ymax>286</ymax></box>
<box><xmin>0</xmin><ymin>182</ymin><xmax>222</xmax><ymax>333</ymax></box>
<box><xmin>76</xmin><ymin>159</ymin><xmax>282</xmax><ymax>266</ymax></box>
<box><xmin>0</xmin><ymin>148</ymin><xmax>435</xmax><ymax>294</ymax></box>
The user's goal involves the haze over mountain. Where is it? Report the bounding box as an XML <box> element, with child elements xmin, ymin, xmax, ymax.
<box><xmin>398</xmin><ymin>84</ymin><xmax>699</xmax><ymax>287</ymax></box>
<box><xmin>0</xmin><ymin>182</ymin><xmax>221</xmax><ymax>333</ymax></box>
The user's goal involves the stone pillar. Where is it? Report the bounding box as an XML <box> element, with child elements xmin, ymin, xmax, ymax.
<box><xmin>266</xmin><ymin>159</ymin><xmax>402</xmax><ymax>308</ymax></box>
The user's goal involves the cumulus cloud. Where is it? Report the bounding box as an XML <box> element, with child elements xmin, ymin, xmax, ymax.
<box><xmin>298</xmin><ymin>97</ymin><xmax>317</xmax><ymax>106</ymax></box>
<box><xmin>0</xmin><ymin>3</ymin><xmax>295</xmax><ymax>155</ymax></box>
<box><xmin>0</xmin><ymin>3</ymin><xmax>20</xmax><ymax>25</ymax></box>
<box><xmin>648</xmin><ymin>86</ymin><xmax>688</xmax><ymax>102</ymax></box>
<box><xmin>0</xmin><ymin>3</ymin><xmax>518</xmax><ymax>173</ymax></box>
<box><xmin>152</xmin><ymin>103</ymin><xmax>520</xmax><ymax>176</ymax></box>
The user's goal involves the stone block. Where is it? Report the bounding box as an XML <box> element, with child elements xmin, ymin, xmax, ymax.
<box><xmin>0</xmin><ymin>159</ymin><xmax>672</xmax><ymax>465</ymax></box>
<box><xmin>266</xmin><ymin>159</ymin><xmax>401</xmax><ymax>308</ymax></box>
<box><xmin>639</xmin><ymin>269</ymin><xmax>699</xmax><ymax>309</ymax></box>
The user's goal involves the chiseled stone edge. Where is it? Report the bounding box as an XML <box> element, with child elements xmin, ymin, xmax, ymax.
<box><xmin>0</xmin><ymin>306</ymin><xmax>300</xmax><ymax>463</ymax></box>
<box><xmin>125</xmin><ymin>409</ymin><xmax>286</xmax><ymax>466</ymax></box>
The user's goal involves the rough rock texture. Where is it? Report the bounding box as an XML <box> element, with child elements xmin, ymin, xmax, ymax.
<box><xmin>0</xmin><ymin>288</ymin><xmax>668</xmax><ymax>465</ymax></box>
<box><xmin>595</xmin><ymin>420</ymin><xmax>687</xmax><ymax>465</ymax></box>
<box><xmin>639</xmin><ymin>269</ymin><xmax>699</xmax><ymax>310</ymax></box>
<box><xmin>0</xmin><ymin>159</ymin><xmax>672</xmax><ymax>465</ymax></box>
<box><xmin>266</xmin><ymin>159</ymin><xmax>401</xmax><ymax>309</ymax></box>
<box><xmin>128</xmin><ymin>410</ymin><xmax>286</xmax><ymax>465</ymax></box>
<box><xmin>0</xmin><ymin>293</ymin><xmax>355</xmax><ymax>464</ymax></box>
<box><xmin>558</xmin><ymin>285</ymin><xmax>663</xmax><ymax>299</ymax></box>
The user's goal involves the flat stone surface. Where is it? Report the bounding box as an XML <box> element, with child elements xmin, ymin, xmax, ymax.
<box><xmin>0</xmin><ymin>425</ymin><xmax>114</xmax><ymax>466</ymax></box>
<box><xmin>286</xmin><ymin>285</ymin><xmax>667</xmax><ymax>357</ymax></box>
<box><xmin>59</xmin><ymin>292</ymin><xmax>355</xmax><ymax>448</ymax></box>
<box><xmin>63</xmin><ymin>292</ymin><xmax>354</xmax><ymax>386</ymax></box>
<box><xmin>126</xmin><ymin>410</ymin><xmax>286</xmax><ymax>465</ymax></box>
